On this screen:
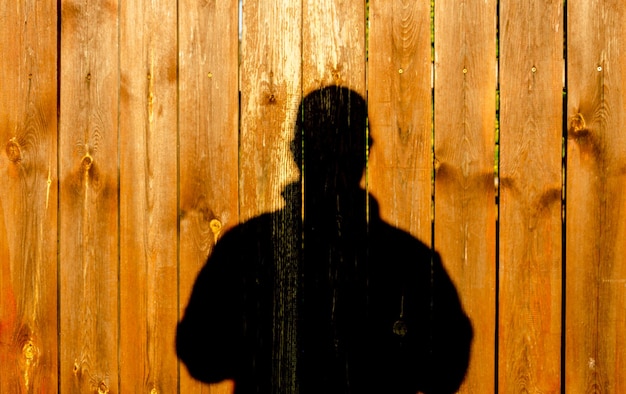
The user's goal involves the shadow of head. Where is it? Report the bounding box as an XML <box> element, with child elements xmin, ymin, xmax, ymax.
<box><xmin>291</xmin><ymin>86</ymin><xmax>372</xmax><ymax>193</ymax></box>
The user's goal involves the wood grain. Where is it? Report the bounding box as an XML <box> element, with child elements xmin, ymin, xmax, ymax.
<box><xmin>4</xmin><ymin>1</ymin><xmax>626</xmax><ymax>391</ymax></box>
<box><xmin>499</xmin><ymin>0</ymin><xmax>564</xmax><ymax>392</ymax></box>
<box><xmin>0</xmin><ymin>1</ymin><xmax>58</xmax><ymax>392</ymax></box>
<box><xmin>239</xmin><ymin>0</ymin><xmax>302</xmax><ymax>391</ymax></box>
<box><xmin>433</xmin><ymin>1</ymin><xmax>497</xmax><ymax>391</ymax></box>
<box><xmin>240</xmin><ymin>0</ymin><xmax>302</xmax><ymax>220</ymax></box>
<box><xmin>367</xmin><ymin>0</ymin><xmax>432</xmax><ymax>243</ymax></box>
<box><xmin>302</xmin><ymin>0</ymin><xmax>365</xmax><ymax>96</ymax></box>
<box><xmin>566</xmin><ymin>0</ymin><xmax>626</xmax><ymax>391</ymax></box>
<box><xmin>178</xmin><ymin>0</ymin><xmax>240</xmax><ymax>392</ymax></box>
<box><xmin>119</xmin><ymin>0</ymin><xmax>178</xmax><ymax>392</ymax></box>
<box><xmin>58</xmin><ymin>1</ymin><xmax>120</xmax><ymax>392</ymax></box>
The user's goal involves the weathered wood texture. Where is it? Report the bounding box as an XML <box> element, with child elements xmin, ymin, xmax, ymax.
<box><xmin>240</xmin><ymin>0</ymin><xmax>301</xmax><ymax>220</ymax></box>
<box><xmin>566</xmin><ymin>0</ymin><xmax>626</xmax><ymax>392</ymax></box>
<box><xmin>0</xmin><ymin>0</ymin><xmax>58</xmax><ymax>392</ymax></box>
<box><xmin>303</xmin><ymin>0</ymin><xmax>365</xmax><ymax>96</ymax></box>
<box><xmin>368</xmin><ymin>0</ymin><xmax>432</xmax><ymax>244</ymax></box>
<box><xmin>178</xmin><ymin>0</ymin><xmax>240</xmax><ymax>393</ymax></box>
<box><xmin>58</xmin><ymin>0</ymin><xmax>120</xmax><ymax>392</ymax></box>
<box><xmin>499</xmin><ymin>0</ymin><xmax>564</xmax><ymax>392</ymax></box>
<box><xmin>2</xmin><ymin>1</ymin><xmax>626</xmax><ymax>393</ymax></box>
<box><xmin>297</xmin><ymin>3</ymin><xmax>368</xmax><ymax>390</ymax></box>
<box><xmin>119</xmin><ymin>0</ymin><xmax>178</xmax><ymax>393</ymax></box>
<box><xmin>434</xmin><ymin>1</ymin><xmax>497</xmax><ymax>392</ymax></box>
<box><xmin>239</xmin><ymin>0</ymin><xmax>302</xmax><ymax>391</ymax></box>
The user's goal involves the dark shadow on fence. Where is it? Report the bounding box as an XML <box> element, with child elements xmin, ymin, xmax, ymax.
<box><xmin>177</xmin><ymin>86</ymin><xmax>473</xmax><ymax>393</ymax></box>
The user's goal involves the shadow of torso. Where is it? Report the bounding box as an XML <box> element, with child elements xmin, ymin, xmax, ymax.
<box><xmin>177</xmin><ymin>189</ymin><xmax>472</xmax><ymax>394</ymax></box>
<box><xmin>177</xmin><ymin>86</ymin><xmax>472</xmax><ymax>394</ymax></box>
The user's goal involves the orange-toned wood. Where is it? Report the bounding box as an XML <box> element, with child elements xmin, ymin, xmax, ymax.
<box><xmin>58</xmin><ymin>1</ymin><xmax>120</xmax><ymax>392</ymax></box>
<box><xmin>5</xmin><ymin>2</ymin><xmax>626</xmax><ymax>391</ymax></box>
<box><xmin>498</xmin><ymin>0</ymin><xmax>564</xmax><ymax>392</ymax></box>
<box><xmin>433</xmin><ymin>1</ymin><xmax>497</xmax><ymax>392</ymax></box>
<box><xmin>119</xmin><ymin>0</ymin><xmax>179</xmax><ymax>392</ymax></box>
<box><xmin>178</xmin><ymin>0</ymin><xmax>240</xmax><ymax>392</ymax></box>
<box><xmin>566</xmin><ymin>0</ymin><xmax>626</xmax><ymax>391</ymax></box>
<box><xmin>239</xmin><ymin>0</ymin><xmax>302</xmax><ymax>220</ymax></box>
<box><xmin>239</xmin><ymin>0</ymin><xmax>302</xmax><ymax>391</ymax></box>
<box><xmin>367</xmin><ymin>0</ymin><xmax>432</xmax><ymax>250</ymax></box>
<box><xmin>0</xmin><ymin>1</ymin><xmax>58</xmax><ymax>392</ymax></box>
<box><xmin>302</xmin><ymin>0</ymin><xmax>366</xmax><ymax>96</ymax></box>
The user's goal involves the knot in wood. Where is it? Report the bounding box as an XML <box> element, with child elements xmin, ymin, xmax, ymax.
<box><xmin>210</xmin><ymin>219</ymin><xmax>222</xmax><ymax>235</ymax></box>
<box><xmin>81</xmin><ymin>154</ymin><xmax>93</xmax><ymax>171</ymax></box>
<box><xmin>569</xmin><ymin>113</ymin><xmax>587</xmax><ymax>137</ymax></box>
<box><xmin>97</xmin><ymin>381</ymin><xmax>109</xmax><ymax>394</ymax></box>
<box><xmin>22</xmin><ymin>340</ymin><xmax>36</xmax><ymax>360</ymax></box>
<box><xmin>6</xmin><ymin>138</ymin><xmax>21</xmax><ymax>162</ymax></box>
<box><xmin>393</xmin><ymin>319</ymin><xmax>408</xmax><ymax>337</ymax></box>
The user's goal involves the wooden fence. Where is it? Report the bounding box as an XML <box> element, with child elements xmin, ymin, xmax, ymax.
<box><xmin>1</xmin><ymin>0</ymin><xmax>625</xmax><ymax>392</ymax></box>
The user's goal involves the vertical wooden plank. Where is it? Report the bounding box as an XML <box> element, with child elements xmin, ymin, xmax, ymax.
<box><xmin>302</xmin><ymin>0</ymin><xmax>365</xmax><ymax>96</ymax></box>
<box><xmin>178</xmin><ymin>0</ymin><xmax>239</xmax><ymax>392</ymax></box>
<box><xmin>0</xmin><ymin>0</ymin><xmax>58</xmax><ymax>392</ymax></box>
<box><xmin>0</xmin><ymin>190</ymin><xmax>12</xmax><ymax>392</ymax></box>
<box><xmin>499</xmin><ymin>0</ymin><xmax>563</xmax><ymax>392</ymax></box>
<box><xmin>300</xmin><ymin>2</ymin><xmax>367</xmax><ymax>391</ymax></box>
<box><xmin>59</xmin><ymin>0</ymin><xmax>120</xmax><ymax>392</ymax></box>
<box><xmin>566</xmin><ymin>0</ymin><xmax>626</xmax><ymax>391</ymax></box>
<box><xmin>433</xmin><ymin>1</ymin><xmax>497</xmax><ymax>392</ymax></box>
<box><xmin>367</xmin><ymin>0</ymin><xmax>432</xmax><ymax>244</ymax></box>
<box><xmin>118</xmin><ymin>0</ymin><xmax>178</xmax><ymax>392</ymax></box>
<box><xmin>239</xmin><ymin>0</ymin><xmax>302</xmax><ymax>391</ymax></box>
<box><xmin>240</xmin><ymin>0</ymin><xmax>302</xmax><ymax>221</ymax></box>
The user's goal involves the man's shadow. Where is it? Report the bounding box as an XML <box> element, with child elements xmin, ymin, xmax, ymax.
<box><xmin>177</xmin><ymin>86</ymin><xmax>473</xmax><ymax>393</ymax></box>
